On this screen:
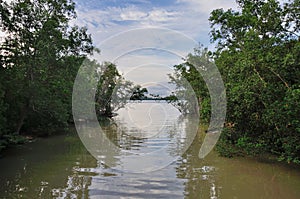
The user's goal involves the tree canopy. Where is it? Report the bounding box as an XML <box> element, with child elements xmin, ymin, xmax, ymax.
<box><xmin>169</xmin><ymin>0</ymin><xmax>300</xmax><ymax>163</ymax></box>
<box><xmin>209</xmin><ymin>0</ymin><xmax>300</xmax><ymax>163</ymax></box>
<box><xmin>0</xmin><ymin>0</ymin><xmax>94</xmax><ymax>148</ymax></box>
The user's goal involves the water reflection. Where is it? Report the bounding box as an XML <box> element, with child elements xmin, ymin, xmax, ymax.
<box><xmin>0</xmin><ymin>134</ymin><xmax>97</xmax><ymax>198</ymax></box>
<box><xmin>176</xmin><ymin>128</ymin><xmax>300</xmax><ymax>199</ymax></box>
<box><xmin>75</xmin><ymin>102</ymin><xmax>198</xmax><ymax>173</ymax></box>
<box><xmin>176</xmin><ymin>129</ymin><xmax>221</xmax><ymax>199</ymax></box>
<box><xmin>0</xmin><ymin>102</ymin><xmax>300</xmax><ymax>198</ymax></box>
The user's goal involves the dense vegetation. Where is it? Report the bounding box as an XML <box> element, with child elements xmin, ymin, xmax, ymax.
<box><xmin>171</xmin><ymin>0</ymin><xmax>300</xmax><ymax>163</ymax></box>
<box><xmin>213</xmin><ymin>0</ymin><xmax>300</xmax><ymax>163</ymax></box>
<box><xmin>0</xmin><ymin>0</ymin><xmax>95</xmax><ymax>150</ymax></box>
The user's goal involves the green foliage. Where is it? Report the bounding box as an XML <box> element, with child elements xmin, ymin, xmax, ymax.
<box><xmin>169</xmin><ymin>46</ymin><xmax>211</xmax><ymax>117</ymax></box>
<box><xmin>236</xmin><ymin>135</ymin><xmax>266</xmax><ymax>155</ymax></box>
<box><xmin>0</xmin><ymin>141</ymin><xmax>6</xmax><ymax>152</ymax></box>
<box><xmin>210</xmin><ymin>0</ymin><xmax>300</xmax><ymax>163</ymax></box>
<box><xmin>200</xmin><ymin>98</ymin><xmax>211</xmax><ymax>123</ymax></box>
<box><xmin>163</xmin><ymin>94</ymin><xmax>178</xmax><ymax>101</ymax></box>
<box><xmin>0</xmin><ymin>133</ymin><xmax>28</xmax><ymax>153</ymax></box>
<box><xmin>95</xmin><ymin>62</ymin><xmax>121</xmax><ymax>117</ymax></box>
<box><xmin>73</xmin><ymin>59</ymin><xmax>136</xmax><ymax>120</ymax></box>
<box><xmin>0</xmin><ymin>0</ymin><xmax>94</xmax><ymax>139</ymax></box>
<box><xmin>2</xmin><ymin>134</ymin><xmax>27</xmax><ymax>145</ymax></box>
<box><xmin>0</xmin><ymin>77</ymin><xmax>7</xmax><ymax>137</ymax></box>
<box><xmin>130</xmin><ymin>85</ymin><xmax>148</xmax><ymax>100</ymax></box>
<box><xmin>216</xmin><ymin>129</ymin><xmax>266</xmax><ymax>158</ymax></box>
<box><xmin>216</xmin><ymin>129</ymin><xmax>243</xmax><ymax>158</ymax></box>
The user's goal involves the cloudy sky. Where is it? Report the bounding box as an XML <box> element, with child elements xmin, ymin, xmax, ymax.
<box><xmin>73</xmin><ymin>0</ymin><xmax>237</xmax><ymax>46</ymax></box>
<box><xmin>71</xmin><ymin>0</ymin><xmax>237</xmax><ymax>94</ymax></box>
<box><xmin>1</xmin><ymin>0</ymin><xmax>238</xmax><ymax>95</ymax></box>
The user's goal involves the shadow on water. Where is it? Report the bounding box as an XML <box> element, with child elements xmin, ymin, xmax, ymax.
<box><xmin>0</xmin><ymin>130</ymin><xmax>97</xmax><ymax>198</ymax></box>
<box><xmin>177</xmin><ymin>128</ymin><xmax>300</xmax><ymax>199</ymax></box>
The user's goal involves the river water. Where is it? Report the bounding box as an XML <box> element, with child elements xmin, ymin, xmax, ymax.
<box><xmin>0</xmin><ymin>102</ymin><xmax>300</xmax><ymax>198</ymax></box>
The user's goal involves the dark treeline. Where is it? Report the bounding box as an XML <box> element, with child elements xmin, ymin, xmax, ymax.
<box><xmin>0</xmin><ymin>0</ymin><xmax>94</xmax><ymax>150</ymax></box>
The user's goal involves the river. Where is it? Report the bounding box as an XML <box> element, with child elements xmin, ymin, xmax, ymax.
<box><xmin>0</xmin><ymin>102</ymin><xmax>300</xmax><ymax>198</ymax></box>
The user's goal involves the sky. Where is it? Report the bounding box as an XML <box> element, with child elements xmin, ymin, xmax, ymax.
<box><xmin>72</xmin><ymin>0</ymin><xmax>237</xmax><ymax>95</ymax></box>
<box><xmin>73</xmin><ymin>0</ymin><xmax>237</xmax><ymax>47</ymax></box>
<box><xmin>1</xmin><ymin>0</ymin><xmax>238</xmax><ymax>95</ymax></box>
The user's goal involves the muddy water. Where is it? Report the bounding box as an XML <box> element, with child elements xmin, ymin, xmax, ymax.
<box><xmin>0</xmin><ymin>102</ymin><xmax>299</xmax><ymax>198</ymax></box>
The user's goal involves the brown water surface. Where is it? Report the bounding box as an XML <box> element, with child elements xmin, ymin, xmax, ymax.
<box><xmin>0</xmin><ymin>102</ymin><xmax>299</xmax><ymax>198</ymax></box>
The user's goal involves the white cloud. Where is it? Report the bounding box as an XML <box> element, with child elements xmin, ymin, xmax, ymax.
<box><xmin>121</xmin><ymin>64</ymin><xmax>174</xmax><ymax>85</ymax></box>
<box><xmin>147</xmin><ymin>9</ymin><xmax>178</xmax><ymax>22</ymax></box>
<box><xmin>74</xmin><ymin>0</ymin><xmax>237</xmax><ymax>47</ymax></box>
<box><xmin>119</xmin><ymin>9</ymin><xmax>178</xmax><ymax>22</ymax></box>
<box><xmin>176</xmin><ymin>0</ymin><xmax>237</xmax><ymax>14</ymax></box>
<box><xmin>88</xmin><ymin>28</ymin><xmax>194</xmax><ymax>85</ymax></box>
<box><xmin>120</xmin><ymin>10</ymin><xmax>148</xmax><ymax>21</ymax></box>
<box><xmin>73</xmin><ymin>0</ymin><xmax>237</xmax><ymax>83</ymax></box>
<box><xmin>75</xmin><ymin>6</ymin><xmax>182</xmax><ymax>45</ymax></box>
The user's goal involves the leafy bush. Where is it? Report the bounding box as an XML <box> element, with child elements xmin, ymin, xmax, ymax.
<box><xmin>210</xmin><ymin>0</ymin><xmax>300</xmax><ymax>164</ymax></box>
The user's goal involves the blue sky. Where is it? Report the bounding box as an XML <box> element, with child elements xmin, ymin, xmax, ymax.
<box><xmin>73</xmin><ymin>0</ymin><xmax>237</xmax><ymax>47</ymax></box>
<box><xmin>72</xmin><ymin>0</ymin><xmax>238</xmax><ymax>94</ymax></box>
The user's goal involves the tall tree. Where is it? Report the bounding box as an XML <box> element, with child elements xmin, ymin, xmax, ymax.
<box><xmin>169</xmin><ymin>46</ymin><xmax>211</xmax><ymax>117</ymax></box>
<box><xmin>95</xmin><ymin>62</ymin><xmax>121</xmax><ymax>117</ymax></box>
<box><xmin>210</xmin><ymin>0</ymin><xmax>300</xmax><ymax>163</ymax></box>
<box><xmin>0</xmin><ymin>0</ymin><xmax>94</xmax><ymax>134</ymax></box>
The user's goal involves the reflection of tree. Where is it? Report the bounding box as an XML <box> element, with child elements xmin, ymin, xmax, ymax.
<box><xmin>51</xmin><ymin>171</ymin><xmax>92</xmax><ymax>199</ymax></box>
<box><xmin>50</xmin><ymin>135</ymin><xmax>97</xmax><ymax>198</ymax></box>
<box><xmin>77</xmin><ymin>119</ymin><xmax>147</xmax><ymax>171</ymax></box>
<box><xmin>0</xmin><ymin>132</ymin><xmax>97</xmax><ymax>198</ymax></box>
<box><xmin>165</xmin><ymin>115</ymin><xmax>198</xmax><ymax>158</ymax></box>
<box><xmin>176</xmin><ymin>126</ymin><xmax>221</xmax><ymax>199</ymax></box>
<box><xmin>101</xmin><ymin>119</ymin><xmax>147</xmax><ymax>151</ymax></box>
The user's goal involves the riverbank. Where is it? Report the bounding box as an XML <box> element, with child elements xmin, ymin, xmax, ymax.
<box><xmin>0</xmin><ymin>126</ymin><xmax>73</xmax><ymax>154</ymax></box>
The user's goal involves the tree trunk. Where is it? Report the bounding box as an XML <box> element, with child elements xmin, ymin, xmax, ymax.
<box><xmin>15</xmin><ymin>103</ymin><xmax>28</xmax><ymax>134</ymax></box>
